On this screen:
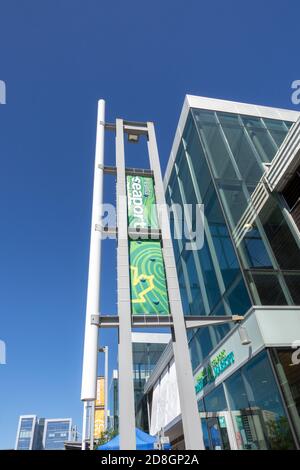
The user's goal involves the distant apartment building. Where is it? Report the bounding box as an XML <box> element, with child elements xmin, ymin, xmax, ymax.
<box><xmin>43</xmin><ymin>419</ymin><xmax>72</xmax><ymax>450</ymax></box>
<box><xmin>15</xmin><ymin>415</ymin><xmax>72</xmax><ymax>450</ymax></box>
<box><xmin>15</xmin><ymin>415</ymin><xmax>44</xmax><ymax>450</ymax></box>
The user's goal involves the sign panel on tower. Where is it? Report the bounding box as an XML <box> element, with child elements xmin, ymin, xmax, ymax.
<box><xmin>126</xmin><ymin>175</ymin><xmax>169</xmax><ymax>316</ymax></box>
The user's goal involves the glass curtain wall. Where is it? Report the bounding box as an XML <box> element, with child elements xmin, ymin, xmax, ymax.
<box><xmin>44</xmin><ymin>421</ymin><xmax>70</xmax><ymax>450</ymax></box>
<box><xmin>191</xmin><ymin>108</ymin><xmax>300</xmax><ymax>307</ymax></box>
<box><xmin>17</xmin><ymin>418</ymin><xmax>34</xmax><ymax>450</ymax></box>
<box><xmin>165</xmin><ymin>114</ymin><xmax>251</xmax><ymax>372</ymax></box>
<box><xmin>199</xmin><ymin>350</ymin><xmax>295</xmax><ymax>450</ymax></box>
<box><xmin>166</xmin><ymin>108</ymin><xmax>300</xmax><ymax>373</ymax></box>
<box><xmin>132</xmin><ymin>342</ymin><xmax>167</xmax><ymax>432</ymax></box>
<box><xmin>225</xmin><ymin>350</ymin><xmax>295</xmax><ymax>450</ymax></box>
<box><xmin>270</xmin><ymin>348</ymin><xmax>300</xmax><ymax>444</ymax></box>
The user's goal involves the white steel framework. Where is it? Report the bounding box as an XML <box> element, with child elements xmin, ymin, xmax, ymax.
<box><xmin>81</xmin><ymin>99</ymin><xmax>246</xmax><ymax>450</ymax></box>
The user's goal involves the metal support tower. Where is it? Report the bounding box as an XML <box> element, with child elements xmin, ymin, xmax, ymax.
<box><xmin>81</xmin><ymin>100</ymin><xmax>244</xmax><ymax>450</ymax></box>
<box><xmin>147</xmin><ymin>121</ymin><xmax>203</xmax><ymax>449</ymax></box>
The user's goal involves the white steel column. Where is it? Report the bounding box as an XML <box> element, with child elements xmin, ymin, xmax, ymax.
<box><xmin>116</xmin><ymin>119</ymin><xmax>136</xmax><ymax>449</ymax></box>
<box><xmin>81</xmin><ymin>100</ymin><xmax>105</xmax><ymax>448</ymax></box>
<box><xmin>147</xmin><ymin>121</ymin><xmax>204</xmax><ymax>450</ymax></box>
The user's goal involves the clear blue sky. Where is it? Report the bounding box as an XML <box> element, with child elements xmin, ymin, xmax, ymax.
<box><xmin>0</xmin><ymin>0</ymin><xmax>299</xmax><ymax>449</ymax></box>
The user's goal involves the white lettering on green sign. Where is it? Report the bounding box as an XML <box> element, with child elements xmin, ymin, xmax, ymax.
<box><xmin>127</xmin><ymin>175</ymin><xmax>158</xmax><ymax>229</ymax></box>
<box><xmin>195</xmin><ymin>350</ymin><xmax>235</xmax><ymax>394</ymax></box>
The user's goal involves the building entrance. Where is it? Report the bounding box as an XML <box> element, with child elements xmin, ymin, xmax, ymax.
<box><xmin>200</xmin><ymin>412</ymin><xmax>236</xmax><ymax>450</ymax></box>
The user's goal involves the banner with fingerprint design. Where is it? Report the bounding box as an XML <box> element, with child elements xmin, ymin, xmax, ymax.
<box><xmin>129</xmin><ymin>240</ymin><xmax>169</xmax><ymax>315</ymax></box>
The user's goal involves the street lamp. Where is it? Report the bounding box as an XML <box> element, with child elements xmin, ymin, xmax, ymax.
<box><xmin>238</xmin><ymin>326</ymin><xmax>251</xmax><ymax>346</ymax></box>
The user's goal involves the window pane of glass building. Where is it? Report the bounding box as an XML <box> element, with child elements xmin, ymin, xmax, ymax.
<box><xmin>204</xmin><ymin>384</ymin><xmax>227</xmax><ymax>412</ymax></box>
<box><xmin>226</xmin><ymin>351</ymin><xmax>294</xmax><ymax>450</ymax></box>
<box><xmin>44</xmin><ymin>420</ymin><xmax>70</xmax><ymax>450</ymax></box>
<box><xmin>188</xmin><ymin>108</ymin><xmax>299</xmax><ymax>309</ymax></box>
<box><xmin>132</xmin><ymin>340</ymin><xmax>168</xmax><ymax>432</ymax></box>
<box><xmin>270</xmin><ymin>348</ymin><xmax>300</xmax><ymax>443</ymax></box>
<box><xmin>17</xmin><ymin>418</ymin><xmax>34</xmax><ymax>450</ymax></box>
<box><xmin>163</xmin><ymin>98</ymin><xmax>300</xmax><ymax>450</ymax></box>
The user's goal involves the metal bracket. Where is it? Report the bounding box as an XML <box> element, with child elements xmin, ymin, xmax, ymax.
<box><xmin>90</xmin><ymin>315</ymin><xmax>100</xmax><ymax>326</ymax></box>
<box><xmin>91</xmin><ymin>315</ymin><xmax>119</xmax><ymax>328</ymax></box>
<box><xmin>95</xmin><ymin>225</ymin><xmax>117</xmax><ymax>236</ymax></box>
<box><xmin>232</xmin><ymin>315</ymin><xmax>244</xmax><ymax>322</ymax></box>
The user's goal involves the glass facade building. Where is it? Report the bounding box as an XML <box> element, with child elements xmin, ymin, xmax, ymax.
<box><xmin>198</xmin><ymin>350</ymin><xmax>295</xmax><ymax>450</ymax></box>
<box><xmin>43</xmin><ymin>419</ymin><xmax>72</xmax><ymax>450</ymax></box>
<box><xmin>165</xmin><ymin>104</ymin><xmax>299</xmax><ymax>358</ymax></box>
<box><xmin>111</xmin><ymin>332</ymin><xmax>170</xmax><ymax>433</ymax></box>
<box><xmin>15</xmin><ymin>415</ymin><xmax>72</xmax><ymax>450</ymax></box>
<box><xmin>152</xmin><ymin>95</ymin><xmax>300</xmax><ymax>449</ymax></box>
<box><xmin>15</xmin><ymin>415</ymin><xmax>45</xmax><ymax>450</ymax></box>
<box><xmin>15</xmin><ymin>416</ymin><xmax>37</xmax><ymax>450</ymax></box>
<box><xmin>132</xmin><ymin>333</ymin><xmax>170</xmax><ymax>432</ymax></box>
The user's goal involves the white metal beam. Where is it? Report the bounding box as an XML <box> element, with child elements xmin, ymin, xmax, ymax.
<box><xmin>116</xmin><ymin>119</ymin><xmax>136</xmax><ymax>450</ymax></box>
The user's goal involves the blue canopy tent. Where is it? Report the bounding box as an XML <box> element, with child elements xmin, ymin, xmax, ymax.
<box><xmin>97</xmin><ymin>428</ymin><xmax>171</xmax><ymax>450</ymax></box>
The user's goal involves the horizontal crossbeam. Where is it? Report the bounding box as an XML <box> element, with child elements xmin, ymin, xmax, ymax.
<box><xmin>128</xmin><ymin>227</ymin><xmax>161</xmax><ymax>239</ymax></box>
<box><xmin>95</xmin><ymin>225</ymin><xmax>161</xmax><ymax>239</ymax></box>
<box><xmin>90</xmin><ymin>314</ymin><xmax>244</xmax><ymax>329</ymax></box>
<box><xmin>184</xmin><ymin>315</ymin><xmax>244</xmax><ymax>329</ymax></box>
<box><xmin>100</xmin><ymin>164</ymin><xmax>153</xmax><ymax>177</ymax></box>
<box><xmin>104</xmin><ymin>121</ymin><xmax>149</xmax><ymax>135</ymax></box>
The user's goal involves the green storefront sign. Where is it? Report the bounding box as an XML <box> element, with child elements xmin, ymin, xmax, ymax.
<box><xmin>127</xmin><ymin>175</ymin><xmax>169</xmax><ymax>316</ymax></box>
<box><xmin>195</xmin><ymin>350</ymin><xmax>235</xmax><ymax>394</ymax></box>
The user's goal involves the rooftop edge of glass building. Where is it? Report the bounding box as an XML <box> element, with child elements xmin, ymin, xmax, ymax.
<box><xmin>144</xmin><ymin>95</ymin><xmax>300</xmax><ymax>450</ymax></box>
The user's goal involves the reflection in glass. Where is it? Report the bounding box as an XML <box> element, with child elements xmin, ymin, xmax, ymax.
<box><xmin>226</xmin><ymin>351</ymin><xmax>295</xmax><ymax>449</ymax></box>
<box><xmin>260</xmin><ymin>198</ymin><xmax>300</xmax><ymax>270</ymax></box>
<box><xmin>217</xmin><ymin>181</ymin><xmax>248</xmax><ymax>228</ymax></box>
<box><xmin>221</xmin><ymin>121</ymin><xmax>263</xmax><ymax>185</ymax></box>
<box><xmin>246</xmin><ymin>271</ymin><xmax>288</xmax><ymax>305</ymax></box>
<box><xmin>204</xmin><ymin>384</ymin><xmax>227</xmax><ymax>412</ymax></box>
<box><xmin>271</xmin><ymin>348</ymin><xmax>300</xmax><ymax>444</ymax></box>
<box><xmin>193</xmin><ymin>110</ymin><xmax>237</xmax><ymax>180</ymax></box>
<box><xmin>241</xmin><ymin>226</ymin><xmax>273</xmax><ymax>269</ymax></box>
<box><xmin>190</xmin><ymin>328</ymin><xmax>213</xmax><ymax>371</ymax></box>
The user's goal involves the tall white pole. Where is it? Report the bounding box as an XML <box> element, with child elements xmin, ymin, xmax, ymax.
<box><xmin>81</xmin><ymin>100</ymin><xmax>105</xmax><ymax>449</ymax></box>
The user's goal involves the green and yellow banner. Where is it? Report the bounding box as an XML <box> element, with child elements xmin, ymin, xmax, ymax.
<box><xmin>129</xmin><ymin>240</ymin><xmax>169</xmax><ymax>315</ymax></box>
<box><xmin>126</xmin><ymin>175</ymin><xmax>169</xmax><ymax>316</ymax></box>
